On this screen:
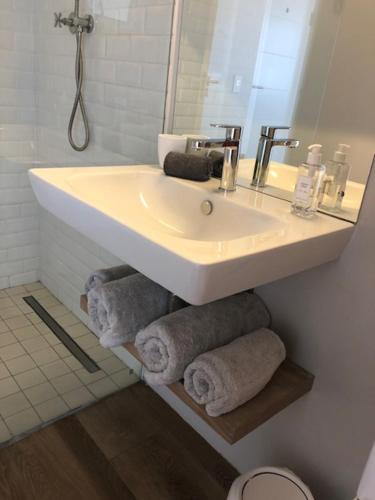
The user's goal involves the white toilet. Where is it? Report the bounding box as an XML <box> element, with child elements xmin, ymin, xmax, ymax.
<box><xmin>227</xmin><ymin>467</ymin><xmax>314</xmax><ymax>500</ymax></box>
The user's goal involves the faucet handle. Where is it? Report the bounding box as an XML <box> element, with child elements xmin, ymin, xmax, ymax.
<box><xmin>210</xmin><ymin>124</ymin><xmax>242</xmax><ymax>141</ymax></box>
<box><xmin>54</xmin><ymin>12</ymin><xmax>64</xmax><ymax>28</ymax></box>
<box><xmin>261</xmin><ymin>125</ymin><xmax>290</xmax><ymax>139</ymax></box>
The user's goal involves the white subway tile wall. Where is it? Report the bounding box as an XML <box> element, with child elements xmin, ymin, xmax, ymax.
<box><xmin>1</xmin><ymin>0</ymin><xmax>174</xmax><ymax>307</ymax></box>
<box><xmin>34</xmin><ymin>0</ymin><xmax>173</xmax><ymax>166</ymax></box>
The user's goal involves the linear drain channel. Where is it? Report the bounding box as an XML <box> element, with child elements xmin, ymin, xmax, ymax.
<box><xmin>23</xmin><ymin>296</ymin><xmax>100</xmax><ymax>374</ymax></box>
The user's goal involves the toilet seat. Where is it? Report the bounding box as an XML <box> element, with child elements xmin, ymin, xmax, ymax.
<box><xmin>227</xmin><ymin>467</ymin><xmax>314</xmax><ymax>500</ymax></box>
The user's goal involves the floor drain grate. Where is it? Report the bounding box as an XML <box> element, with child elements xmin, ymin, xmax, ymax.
<box><xmin>23</xmin><ymin>296</ymin><xmax>100</xmax><ymax>373</ymax></box>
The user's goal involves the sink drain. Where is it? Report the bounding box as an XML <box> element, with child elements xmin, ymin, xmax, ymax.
<box><xmin>201</xmin><ymin>200</ymin><xmax>213</xmax><ymax>215</ymax></box>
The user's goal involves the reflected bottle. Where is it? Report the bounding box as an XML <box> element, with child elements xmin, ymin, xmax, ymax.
<box><xmin>291</xmin><ymin>144</ymin><xmax>326</xmax><ymax>218</ymax></box>
<box><xmin>319</xmin><ymin>144</ymin><xmax>351</xmax><ymax>212</ymax></box>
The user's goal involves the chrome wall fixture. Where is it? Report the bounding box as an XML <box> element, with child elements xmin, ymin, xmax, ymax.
<box><xmin>54</xmin><ymin>0</ymin><xmax>94</xmax><ymax>152</ymax></box>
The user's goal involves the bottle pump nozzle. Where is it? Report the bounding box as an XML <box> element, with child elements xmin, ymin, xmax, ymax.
<box><xmin>333</xmin><ymin>144</ymin><xmax>350</xmax><ymax>163</ymax></box>
<box><xmin>307</xmin><ymin>144</ymin><xmax>322</xmax><ymax>165</ymax></box>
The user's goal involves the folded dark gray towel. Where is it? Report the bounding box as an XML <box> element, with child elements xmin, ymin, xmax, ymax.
<box><xmin>164</xmin><ymin>151</ymin><xmax>213</xmax><ymax>181</ymax></box>
<box><xmin>209</xmin><ymin>151</ymin><xmax>224</xmax><ymax>178</ymax></box>
<box><xmin>184</xmin><ymin>328</ymin><xmax>286</xmax><ymax>417</ymax></box>
<box><xmin>84</xmin><ymin>264</ymin><xmax>137</xmax><ymax>293</ymax></box>
<box><xmin>135</xmin><ymin>292</ymin><xmax>271</xmax><ymax>385</ymax></box>
<box><xmin>87</xmin><ymin>273</ymin><xmax>172</xmax><ymax>348</ymax></box>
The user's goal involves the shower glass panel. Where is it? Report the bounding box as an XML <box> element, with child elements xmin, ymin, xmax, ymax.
<box><xmin>0</xmin><ymin>0</ymin><xmax>173</xmax><ymax>291</ymax></box>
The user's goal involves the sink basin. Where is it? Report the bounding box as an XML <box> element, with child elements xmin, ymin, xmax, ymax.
<box><xmin>68</xmin><ymin>169</ymin><xmax>281</xmax><ymax>242</ymax></box>
<box><xmin>29</xmin><ymin>165</ymin><xmax>354</xmax><ymax>305</ymax></box>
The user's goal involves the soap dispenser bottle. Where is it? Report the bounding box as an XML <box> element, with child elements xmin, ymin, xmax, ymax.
<box><xmin>319</xmin><ymin>144</ymin><xmax>351</xmax><ymax>212</ymax></box>
<box><xmin>291</xmin><ymin>144</ymin><xmax>326</xmax><ymax>218</ymax></box>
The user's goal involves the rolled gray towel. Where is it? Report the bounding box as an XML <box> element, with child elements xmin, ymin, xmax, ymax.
<box><xmin>164</xmin><ymin>151</ymin><xmax>213</xmax><ymax>181</ymax></box>
<box><xmin>87</xmin><ymin>273</ymin><xmax>172</xmax><ymax>348</ymax></box>
<box><xmin>184</xmin><ymin>329</ymin><xmax>286</xmax><ymax>417</ymax></box>
<box><xmin>135</xmin><ymin>292</ymin><xmax>271</xmax><ymax>385</ymax></box>
<box><xmin>209</xmin><ymin>150</ymin><xmax>224</xmax><ymax>178</ymax></box>
<box><xmin>84</xmin><ymin>264</ymin><xmax>137</xmax><ymax>293</ymax></box>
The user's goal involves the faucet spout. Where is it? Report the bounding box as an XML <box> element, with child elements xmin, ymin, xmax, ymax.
<box><xmin>191</xmin><ymin>124</ymin><xmax>242</xmax><ymax>192</ymax></box>
<box><xmin>251</xmin><ymin>126</ymin><xmax>299</xmax><ymax>188</ymax></box>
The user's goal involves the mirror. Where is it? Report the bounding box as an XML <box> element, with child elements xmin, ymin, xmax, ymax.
<box><xmin>169</xmin><ymin>0</ymin><xmax>374</xmax><ymax>223</ymax></box>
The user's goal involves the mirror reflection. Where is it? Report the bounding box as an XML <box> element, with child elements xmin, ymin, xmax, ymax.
<box><xmin>171</xmin><ymin>0</ymin><xmax>374</xmax><ymax>222</ymax></box>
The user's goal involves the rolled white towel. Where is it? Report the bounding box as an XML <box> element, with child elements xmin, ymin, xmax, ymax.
<box><xmin>184</xmin><ymin>328</ymin><xmax>286</xmax><ymax>417</ymax></box>
<box><xmin>135</xmin><ymin>293</ymin><xmax>271</xmax><ymax>385</ymax></box>
<box><xmin>84</xmin><ymin>265</ymin><xmax>137</xmax><ymax>293</ymax></box>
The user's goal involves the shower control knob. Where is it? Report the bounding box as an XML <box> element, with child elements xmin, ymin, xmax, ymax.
<box><xmin>54</xmin><ymin>12</ymin><xmax>63</xmax><ymax>28</ymax></box>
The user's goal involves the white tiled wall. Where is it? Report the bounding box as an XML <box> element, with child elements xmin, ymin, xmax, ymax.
<box><xmin>0</xmin><ymin>1</ymin><xmax>39</xmax><ymax>289</ymax></box>
<box><xmin>34</xmin><ymin>0</ymin><xmax>173</xmax><ymax>166</ymax></box>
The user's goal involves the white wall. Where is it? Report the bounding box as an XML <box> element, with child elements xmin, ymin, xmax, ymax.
<box><xmin>155</xmin><ymin>159</ymin><xmax>375</xmax><ymax>498</ymax></box>
<box><xmin>0</xmin><ymin>0</ymin><xmax>40</xmax><ymax>289</ymax></box>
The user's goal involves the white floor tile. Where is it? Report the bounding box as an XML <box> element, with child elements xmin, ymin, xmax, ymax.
<box><xmin>0</xmin><ymin>363</ymin><xmax>10</xmax><ymax>380</ymax></box>
<box><xmin>86</xmin><ymin>345</ymin><xmax>113</xmax><ymax>363</ymax></box>
<box><xmin>21</xmin><ymin>336</ymin><xmax>49</xmax><ymax>354</ymax></box>
<box><xmin>53</xmin><ymin>344</ymin><xmax>70</xmax><ymax>359</ymax></box>
<box><xmin>4</xmin><ymin>315</ymin><xmax>31</xmax><ymax>331</ymax></box>
<box><xmin>14</xmin><ymin>368</ymin><xmax>47</xmax><ymax>390</ymax></box>
<box><xmin>35</xmin><ymin>396</ymin><xmax>70</xmax><ymax>422</ymax></box>
<box><xmin>24</xmin><ymin>282</ymin><xmax>44</xmax><ymax>292</ymax></box>
<box><xmin>24</xmin><ymin>381</ymin><xmax>58</xmax><ymax>406</ymax></box>
<box><xmin>0</xmin><ymin>392</ymin><xmax>31</xmax><ymax>419</ymax></box>
<box><xmin>75</xmin><ymin>368</ymin><xmax>106</xmax><ymax>386</ymax></box>
<box><xmin>12</xmin><ymin>325</ymin><xmax>40</xmax><ymax>342</ymax></box>
<box><xmin>50</xmin><ymin>373</ymin><xmax>83</xmax><ymax>395</ymax></box>
<box><xmin>0</xmin><ymin>320</ymin><xmax>9</xmax><ymax>334</ymax></box>
<box><xmin>65</xmin><ymin>323</ymin><xmax>91</xmax><ymax>338</ymax></box>
<box><xmin>76</xmin><ymin>334</ymin><xmax>98</xmax><ymax>350</ymax></box>
<box><xmin>30</xmin><ymin>347</ymin><xmax>59</xmax><ymax>366</ymax></box>
<box><xmin>5</xmin><ymin>354</ymin><xmax>37</xmax><ymax>375</ymax></box>
<box><xmin>0</xmin><ymin>332</ymin><xmax>17</xmax><ymax>348</ymax></box>
<box><xmin>0</xmin><ymin>377</ymin><xmax>20</xmax><ymax>398</ymax></box>
<box><xmin>5</xmin><ymin>408</ymin><xmax>41</xmax><ymax>436</ymax></box>
<box><xmin>0</xmin><ymin>306</ymin><xmax>23</xmax><ymax>320</ymax></box>
<box><xmin>0</xmin><ymin>342</ymin><xmax>26</xmax><ymax>361</ymax></box>
<box><xmin>99</xmin><ymin>356</ymin><xmax>126</xmax><ymax>375</ymax></box>
<box><xmin>5</xmin><ymin>286</ymin><xmax>27</xmax><ymax>297</ymax></box>
<box><xmin>64</xmin><ymin>356</ymin><xmax>83</xmax><ymax>371</ymax></box>
<box><xmin>0</xmin><ymin>298</ymin><xmax>14</xmax><ymax>310</ymax></box>
<box><xmin>63</xmin><ymin>386</ymin><xmax>95</xmax><ymax>410</ymax></box>
<box><xmin>40</xmin><ymin>360</ymin><xmax>71</xmax><ymax>380</ymax></box>
<box><xmin>87</xmin><ymin>377</ymin><xmax>118</xmax><ymax>399</ymax></box>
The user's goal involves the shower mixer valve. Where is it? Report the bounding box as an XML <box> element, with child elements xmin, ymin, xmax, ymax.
<box><xmin>53</xmin><ymin>0</ymin><xmax>94</xmax><ymax>152</ymax></box>
<box><xmin>54</xmin><ymin>11</ymin><xmax>94</xmax><ymax>34</ymax></box>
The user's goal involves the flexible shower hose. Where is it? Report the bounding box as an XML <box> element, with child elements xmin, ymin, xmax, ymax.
<box><xmin>68</xmin><ymin>29</ymin><xmax>90</xmax><ymax>152</ymax></box>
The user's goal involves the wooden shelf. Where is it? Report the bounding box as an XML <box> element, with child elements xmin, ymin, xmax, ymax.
<box><xmin>81</xmin><ymin>294</ymin><xmax>314</xmax><ymax>444</ymax></box>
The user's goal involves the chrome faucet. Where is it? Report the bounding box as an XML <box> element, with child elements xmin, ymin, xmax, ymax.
<box><xmin>191</xmin><ymin>124</ymin><xmax>242</xmax><ymax>192</ymax></box>
<box><xmin>252</xmin><ymin>126</ymin><xmax>299</xmax><ymax>188</ymax></box>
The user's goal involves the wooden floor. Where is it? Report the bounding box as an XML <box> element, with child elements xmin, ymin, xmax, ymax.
<box><xmin>0</xmin><ymin>382</ymin><xmax>238</xmax><ymax>500</ymax></box>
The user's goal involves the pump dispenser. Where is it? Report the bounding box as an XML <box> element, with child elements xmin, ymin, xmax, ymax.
<box><xmin>320</xmin><ymin>144</ymin><xmax>351</xmax><ymax>211</ymax></box>
<box><xmin>291</xmin><ymin>144</ymin><xmax>326</xmax><ymax>218</ymax></box>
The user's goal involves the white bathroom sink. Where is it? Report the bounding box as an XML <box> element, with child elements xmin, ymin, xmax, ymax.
<box><xmin>29</xmin><ymin>165</ymin><xmax>354</xmax><ymax>305</ymax></box>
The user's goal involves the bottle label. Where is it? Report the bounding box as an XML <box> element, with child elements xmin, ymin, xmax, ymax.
<box><xmin>294</xmin><ymin>175</ymin><xmax>313</xmax><ymax>203</ymax></box>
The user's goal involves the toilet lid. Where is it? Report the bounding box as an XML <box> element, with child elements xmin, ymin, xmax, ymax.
<box><xmin>242</xmin><ymin>472</ymin><xmax>309</xmax><ymax>500</ymax></box>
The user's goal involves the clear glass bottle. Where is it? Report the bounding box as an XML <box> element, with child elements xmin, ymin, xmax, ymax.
<box><xmin>291</xmin><ymin>144</ymin><xmax>326</xmax><ymax>219</ymax></box>
<box><xmin>319</xmin><ymin>144</ymin><xmax>351</xmax><ymax>212</ymax></box>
